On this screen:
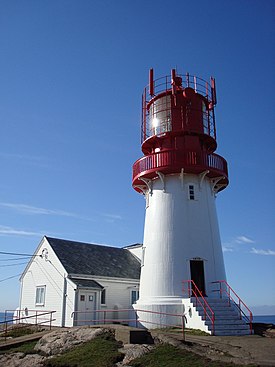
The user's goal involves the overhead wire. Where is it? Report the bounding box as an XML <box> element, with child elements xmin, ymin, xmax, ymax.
<box><xmin>0</xmin><ymin>251</ymin><xmax>40</xmax><ymax>257</ymax></box>
<box><xmin>0</xmin><ymin>274</ymin><xmax>22</xmax><ymax>283</ymax></box>
<box><xmin>0</xmin><ymin>256</ymin><xmax>33</xmax><ymax>261</ymax></box>
<box><xmin>0</xmin><ymin>262</ymin><xmax>29</xmax><ymax>267</ymax></box>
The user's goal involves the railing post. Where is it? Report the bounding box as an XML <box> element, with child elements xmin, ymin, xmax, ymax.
<box><xmin>4</xmin><ymin>317</ymin><xmax>8</xmax><ymax>341</ymax></box>
<box><xmin>104</xmin><ymin>311</ymin><xmax>106</xmax><ymax>325</ymax></box>
<box><xmin>181</xmin><ymin>315</ymin><xmax>185</xmax><ymax>342</ymax></box>
<box><xmin>239</xmin><ymin>299</ymin><xmax>241</xmax><ymax>319</ymax></box>
<box><xmin>135</xmin><ymin>311</ymin><xmax>138</xmax><ymax>328</ymax></box>
<box><xmin>50</xmin><ymin>312</ymin><xmax>52</xmax><ymax>330</ymax></box>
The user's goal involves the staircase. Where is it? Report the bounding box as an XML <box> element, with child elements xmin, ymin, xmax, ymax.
<box><xmin>183</xmin><ymin>280</ymin><xmax>253</xmax><ymax>336</ymax></box>
<box><xmin>192</xmin><ymin>297</ymin><xmax>252</xmax><ymax>336</ymax></box>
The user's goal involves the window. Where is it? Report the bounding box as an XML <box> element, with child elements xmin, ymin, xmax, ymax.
<box><xmin>101</xmin><ymin>289</ymin><xmax>106</xmax><ymax>305</ymax></box>
<box><xmin>189</xmin><ymin>185</ymin><xmax>195</xmax><ymax>200</ymax></box>
<box><xmin>35</xmin><ymin>286</ymin><xmax>46</xmax><ymax>305</ymax></box>
<box><xmin>80</xmin><ymin>295</ymin><xmax>85</xmax><ymax>301</ymax></box>
<box><xmin>141</xmin><ymin>247</ymin><xmax>145</xmax><ymax>267</ymax></box>
<box><xmin>131</xmin><ymin>290</ymin><xmax>139</xmax><ymax>304</ymax></box>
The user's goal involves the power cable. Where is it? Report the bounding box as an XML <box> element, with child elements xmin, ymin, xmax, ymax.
<box><xmin>0</xmin><ymin>257</ymin><xmax>32</xmax><ymax>261</ymax></box>
<box><xmin>0</xmin><ymin>262</ymin><xmax>29</xmax><ymax>267</ymax></box>
<box><xmin>0</xmin><ymin>274</ymin><xmax>21</xmax><ymax>283</ymax></box>
<box><xmin>0</xmin><ymin>251</ymin><xmax>40</xmax><ymax>257</ymax></box>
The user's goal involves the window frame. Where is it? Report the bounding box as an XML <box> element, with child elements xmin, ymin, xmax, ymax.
<box><xmin>101</xmin><ymin>289</ymin><xmax>106</xmax><ymax>305</ymax></box>
<box><xmin>188</xmin><ymin>184</ymin><xmax>195</xmax><ymax>200</ymax></box>
<box><xmin>131</xmin><ymin>289</ymin><xmax>139</xmax><ymax>304</ymax></box>
<box><xmin>35</xmin><ymin>286</ymin><xmax>46</xmax><ymax>306</ymax></box>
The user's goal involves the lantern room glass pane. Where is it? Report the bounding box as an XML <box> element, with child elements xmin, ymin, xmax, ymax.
<box><xmin>148</xmin><ymin>95</ymin><xmax>171</xmax><ymax>137</ymax></box>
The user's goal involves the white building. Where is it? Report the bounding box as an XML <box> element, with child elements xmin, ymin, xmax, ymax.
<box><xmin>19</xmin><ymin>236</ymin><xmax>141</xmax><ymax>327</ymax></box>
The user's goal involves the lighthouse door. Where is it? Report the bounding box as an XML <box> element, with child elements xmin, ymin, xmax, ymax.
<box><xmin>190</xmin><ymin>260</ymin><xmax>206</xmax><ymax>296</ymax></box>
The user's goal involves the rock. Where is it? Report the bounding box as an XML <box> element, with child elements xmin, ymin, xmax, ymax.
<box><xmin>0</xmin><ymin>352</ymin><xmax>46</xmax><ymax>367</ymax></box>
<box><xmin>117</xmin><ymin>344</ymin><xmax>155</xmax><ymax>365</ymax></box>
<box><xmin>34</xmin><ymin>326</ymin><xmax>112</xmax><ymax>356</ymax></box>
<box><xmin>264</xmin><ymin>328</ymin><xmax>275</xmax><ymax>338</ymax></box>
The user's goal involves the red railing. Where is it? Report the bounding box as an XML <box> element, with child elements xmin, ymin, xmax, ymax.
<box><xmin>182</xmin><ymin>280</ymin><xmax>215</xmax><ymax>335</ymax></box>
<box><xmin>132</xmin><ymin>150</ymin><xmax>228</xmax><ymax>186</ymax></box>
<box><xmin>71</xmin><ymin>308</ymin><xmax>187</xmax><ymax>340</ymax></box>
<box><xmin>211</xmin><ymin>281</ymin><xmax>253</xmax><ymax>334</ymax></box>
<box><xmin>0</xmin><ymin>309</ymin><xmax>56</xmax><ymax>340</ymax></box>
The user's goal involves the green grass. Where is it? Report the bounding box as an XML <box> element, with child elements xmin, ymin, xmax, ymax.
<box><xmin>4</xmin><ymin>326</ymin><xmax>38</xmax><ymax>338</ymax></box>
<box><xmin>0</xmin><ymin>340</ymin><xmax>37</xmax><ymax>355</ymax></box>
<box><xmin>130</xmin><ymin>344</ymin><xmax>253</xmax><ymax>367</ymax></box>
<box><xmin>43</xmin><ymin>334</ymin><xmax>123</xmax><ymax>367</ymax></box>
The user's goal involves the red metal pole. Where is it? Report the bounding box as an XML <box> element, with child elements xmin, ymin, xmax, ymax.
<box><xmin>149</xmin><ymin>68</ymin><xmax>154</xmax><ymax>96</ymax></box>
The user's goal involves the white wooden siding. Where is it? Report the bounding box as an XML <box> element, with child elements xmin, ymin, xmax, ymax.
<box><xmin>20</xmin><ymin>238</ymin><xmax>69</xmax><ymax>327</ymax></box>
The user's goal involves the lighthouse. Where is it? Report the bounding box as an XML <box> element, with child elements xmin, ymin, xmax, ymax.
<box><xmin>132</xmin><ymin>68</ymin><xmax>235</xmax><ymax>333</ymax></box>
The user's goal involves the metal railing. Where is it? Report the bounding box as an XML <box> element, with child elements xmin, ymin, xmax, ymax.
<box><xmin>0</xmin><ymin>309</ymin><xmax>56</xmax><ymax>340</ymax></box>
<box><xmin>141</xmin><ymin>72</ymin><xmax>217</xmax><ymax>143</ymax></box>
<box><xmin>71</xmin><ymin>308</ymin><xmax>187</xmax><ymax>340</ymax></box>
<box><xmin>132</xmin><ymin>149</ymin><xmax>228</xmax><ymax>185</ymax></box>
<box><xmin>211</xmin><ymin>280</ymin><xmax>253</xmax><ymax>334</ymax></box>
<box><xmin>182</xmin><ymin>280</ymin><xmax>215</xmax><ymax>335</ymax></box>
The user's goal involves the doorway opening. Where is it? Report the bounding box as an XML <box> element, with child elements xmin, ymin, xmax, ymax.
<box><xmin>190</xmin><ymin>260</ymin><xmax>206</xmax><ymax>296</ymax></box>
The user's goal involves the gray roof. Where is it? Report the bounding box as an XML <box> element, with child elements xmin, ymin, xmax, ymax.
<box><xmin>69</xmin><ymin>278</ymin><xmax>103</xmax><ymax>289</ymax></box>
<box><xmin>46</xmin><ymin>237</ymin><xmax>141</xmax><ymax>279</ymax></box>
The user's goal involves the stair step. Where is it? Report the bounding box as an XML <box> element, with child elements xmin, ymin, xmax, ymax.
<box><xmin>210</xmin><ymin>324</ymin><xmax>250</xmax><ymax>331</ymax></box>
<box><xmin>205</xmin><ymin>319</ymin><xmax>245</xmax><ymax>325</ymax></box>
<box><xmin>214</xmin><ymin>329</ymin><xmax>251</xmax><ymax>336</ymax></box>
<box><xmin>196</xmin><ymin>308</ymin><xmax>239</xmax><ymax>316</ymax></box>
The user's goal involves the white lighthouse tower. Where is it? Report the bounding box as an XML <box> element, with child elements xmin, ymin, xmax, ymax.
<box><xmin>132</xmin><ymin>69</ymin><xmax>252</xmax><ymax>335</ymax></box>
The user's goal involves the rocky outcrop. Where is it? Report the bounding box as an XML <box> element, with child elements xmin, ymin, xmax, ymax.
<box><xmin>117</xmin><ymin>344</ymin><xmax>155</xmax><ymax>365</ymax></box>
<box><xmin>34</xmin><ymin>326</ymin><xmax>112</xmax><ymax>355</ymax></box>
<box><xmin>0</xmin><ymin>352</ymin><xmax>46</xmax><ymax>367</ymax></box>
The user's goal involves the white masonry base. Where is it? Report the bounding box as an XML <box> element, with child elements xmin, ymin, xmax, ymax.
<box><xmin>133</xmin><ymin>298</ymin><xmax>210</xmax><ymax>333</ymax></box>
<box><xmin>133</xmin><ymin>297</ymin><xmax>251</xmax><ymax>336</ymax></box>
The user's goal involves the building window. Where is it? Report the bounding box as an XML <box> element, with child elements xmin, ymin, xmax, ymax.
<box><xmin>141</xmin><ymin>247</ymin><xmax>145</xmax><ymax>267</ymax></box>
<box><xmin>101</xmin><ymin>289</ymin><xmax>106</xmax><ymax>305</ymax></box>
<box><xmin>189</xmin><ymin>185</ymin><xmax>195</xmax><ymax>200</ymax></box>
<box><xmin>35</xmin><ymin>286</ymin><xmax>46</xmax><ymax>306</ymax></box>
<box><xmin>80</xmin><ymin>295</ymin><xmax>85</xmax><ymax>301</ymax></box>
<box><xmin>131</xmin><ymin>290</ymin><xmax>139</xmax><ymax>304</ymax></box>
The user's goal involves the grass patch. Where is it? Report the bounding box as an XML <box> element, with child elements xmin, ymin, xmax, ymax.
<box><xmin>184</xmin><ymin>328</ymin><xmax>210</xmax><ymax>336</ymax></box>
<box><xmin>130</xmin><ymin>344</ymin><xmax>248</xmax><ymax>367</ymax></box>
<box><xmin>4</xmin><ymin>325</ymin><xmax>38</xmax><ymax>338</ymax></box>
<box><xmin>151</xmin><ymin>327</ymin><xmax>209</xmax><ymax>336</ymax></box>
<box><xmin>43</xmin><ymin>334</ymin><xmax>123</xmax><ymax>367</ymax></box>
<box><xmin>0</xmin><ymin>340</ymin><xmax>37</xmax><ymax>355</ymax></box>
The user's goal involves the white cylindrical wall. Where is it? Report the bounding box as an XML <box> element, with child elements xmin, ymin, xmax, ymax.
<box><xmin>137</xmin><ymin>173</ymin><xmax>226</xmax><ymax>310</ymax></box>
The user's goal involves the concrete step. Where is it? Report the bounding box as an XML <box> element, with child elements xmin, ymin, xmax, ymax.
<box><xmin>214</xmin><ymin>329</ymin><xmax>251</xmax><ymax>336</ymax></box>
<box><xmin>192</xmin><ymin>297</ymin><xmax>252</xmax><ymax>336</ymax></box>
<box><xmin>211</xmin><ymin>324</ymin><xmax>250</xmax><ymax>331</ymax></box>
<box><xmin>205</xmin><ymin>319</ymin><xmax>245</xmax><ymax>325</ymax></box>
<box><xmin>196</xmin><ymin>308</ymin><xmax>239</xmax><ymax>316</ymax></box>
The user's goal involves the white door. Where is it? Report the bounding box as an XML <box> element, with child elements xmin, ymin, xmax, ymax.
<box><xmin>76</xmin><ymin>291</ymin><xmax>96</xmax><ymax>326</ymax></box>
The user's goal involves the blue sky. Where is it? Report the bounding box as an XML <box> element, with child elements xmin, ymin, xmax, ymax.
<box><xmin>0</xmin><ymin>0</ymin><xmax>274</xmax><ymax>313</ymax></box>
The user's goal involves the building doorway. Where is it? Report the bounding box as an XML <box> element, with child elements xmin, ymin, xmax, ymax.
<box><xmin>190</xmin><ymin>260</ymin><xmax>206</xmax><ymax>296</ymax></box>
<box><xmin>76</xmin><ymin>291</ymin><xmax>96</xmax><ymax>326</ymax></box>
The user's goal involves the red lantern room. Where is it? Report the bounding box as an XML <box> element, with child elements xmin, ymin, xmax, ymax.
<box><xmin>133</xmin><ymin>69</ymin><xmax>228</xmax><ymax>194</ymax></box>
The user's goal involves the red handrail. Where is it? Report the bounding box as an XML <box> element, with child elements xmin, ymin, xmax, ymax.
<box><xmin>1</xmin><ymin>309</ymin><xmax>56</xmax><ymax>340</ymax></box>
<box><xmin>71</xmin><ymin>308</ymin><xmax>187</xmax><ymax>341</ymax></box>
<box><xmin>182</xmin><ymin>280</ymin><xmax>215</xmax><ymax>335</ymax></box>
<box><xmin>211</xmin><ymin>280</ymin><xmax>253</xmax><ymax>334</ymax></box>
